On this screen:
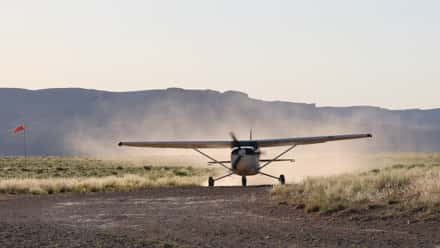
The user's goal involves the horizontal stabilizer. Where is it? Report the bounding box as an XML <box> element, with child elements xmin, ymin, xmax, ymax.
<box><xmin>259</xmin><ymin>159</ymin><xmax>295</xmax><ymax>163</ymax></box>
<box><xmin>207</xmin><ymin>158</ymin><xmax>294</xmax><ymax>164</ymax></box>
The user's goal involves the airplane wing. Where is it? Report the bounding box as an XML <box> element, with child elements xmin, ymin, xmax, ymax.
<box><xmin>118</xmin><ymin>133</ymin><xmax>371</xmax><ymax>149</ymax></box>
<box><xmin>254</xmin><ymin>133</ymin><xmax>372</xmax><ymax>147</ymax></box>
<box><xmin>118</xmin><ymin>140</ymin><xmax>232</xmax><ymax>149</ymax></box>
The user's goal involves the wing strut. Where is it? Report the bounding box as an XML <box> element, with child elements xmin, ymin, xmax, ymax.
<box><xmin>214</xmin><ymin>172</ymin><xmax>235</xmax><ymax>181</ymax></box>
<box><xmin>193</xmin><ymin>148</ymin><xmax>232</xmax><ymax>172</ymax></box>
<box><xmin>259</xmin><ymin>145</ymin><xmax>296</xmax><ymax>170</ymax></box>
<box><xmin>258</xmin><ymin>171</ymin><xmax>279</xmax><ymax>180</ymax></box>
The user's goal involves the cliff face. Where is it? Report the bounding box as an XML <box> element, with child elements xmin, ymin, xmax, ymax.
<box><xmin>1</xmin><ymin>87</ymin><xmax>439</xmax><ymax>155</ymax></box>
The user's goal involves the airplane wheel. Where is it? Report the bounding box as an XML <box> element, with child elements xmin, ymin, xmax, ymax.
<box><xmin>208</xmin><ymin>177</ymin><xmax>214</xmax><ymax>187</ymax></box>
<box><xmin>279</xmin><ymin>174</ymin><xmax>286</xmax><ymax>185</ymax></box>
<box><xmin>242</xmin><ymin>176</ymin><xmax>247</xmax><ymax>187</ymax></box>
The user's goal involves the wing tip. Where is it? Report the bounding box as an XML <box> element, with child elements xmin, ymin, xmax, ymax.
<box><xmin>367</xmin><ymin>133</ymin><xmax>373</xmax><ymax>138</ymax></box>
<box><xmin>118</xmin><ymin>142</ymin><xmax>123</xmax><ymax>146</ymax></box>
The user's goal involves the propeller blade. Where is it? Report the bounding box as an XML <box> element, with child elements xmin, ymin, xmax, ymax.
<box><xmin>230</xmin><ymin>132</ymin><xmax>240</xmax><ymax>147</ymax></box>
<box><xmin>230</xmin><ymin>132</ymin><xmax>239</xmax><ymax>142</ymax></box>
<box><xmin>231</xmin><ymin>155</ymin><xmax>242</xmax><ymax>170</ymax></box>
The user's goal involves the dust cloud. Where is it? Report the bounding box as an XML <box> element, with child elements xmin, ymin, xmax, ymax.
<box><xmin>63</xmin><ymin>103</ymin><xmax>380</xmax><ymax>185</ymax></box>
<box><xmin>211</xmin><ymin>145</ymin><xmax>370</xmax><ymax>186</ymax></box>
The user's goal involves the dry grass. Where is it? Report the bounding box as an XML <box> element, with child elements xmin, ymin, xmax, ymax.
<box><xmin>272</xmin><ymin>163</ymin><xmax>440</xmax><ymax>213</ymax></box>
<box><xmin>0</xmin><ymin>156</ymin><xmax>207</xmax><ymax>178</ymax></box>
<box><xmin>0</xmin><ymin>156</ymin><xmax>212</xmax><ymax>194</ymax></box>
<box><xmin>0</xmin><ymin>174</ymin><xmax>206</xmax><ymax>195</ymax></box>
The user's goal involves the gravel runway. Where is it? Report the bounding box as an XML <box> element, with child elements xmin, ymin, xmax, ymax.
<box><xmin>0</xmin><ymin>186</ymin><xmax>439</xmax><ymax>247</ymax></box>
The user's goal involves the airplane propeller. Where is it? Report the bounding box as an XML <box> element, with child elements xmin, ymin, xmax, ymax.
<box><xmin>231</xmin><ymin>154</ymin><xmax>242</xmax><ymax>170</ymax></box>
<box><xmin>230</xmin><ymin>132</ymin><xmax>240</xmax><ymax>147</ymax></box>
<box><xmin>230</xmin><ymin>132</ymin><xmax>242</xmax><ymax>170</ymax></box>
<box><xmin>230</xmin><ymin>131</ymin><xmax>263</xmax><ymax>154</ymax></box>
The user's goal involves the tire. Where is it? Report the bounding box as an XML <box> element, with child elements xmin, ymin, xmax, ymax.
<box><xmin>242</xmin><ymin>176</ymin><xmax>247</xmax><ymax>187</ymax></box>
<box><xmin>208</xmin><ymin>177</ymin><xmax>214</xmax><ymax>187</ymax></box>
<box><xmin>279</xmin><ymin>174</ymin><xmax>286</xmax><ymax>185</ymax></box>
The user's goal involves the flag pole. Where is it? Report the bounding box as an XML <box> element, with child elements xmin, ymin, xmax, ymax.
<box><xmin>23</xmin><ymin>125</ymin><xmax>27</xmax><ymax>167</ymax></box>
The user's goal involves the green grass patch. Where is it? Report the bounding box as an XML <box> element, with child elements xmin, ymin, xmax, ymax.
<box><xmin>0</xmin><ymin>156</ymin><xmax>210</xmax><ymax>179</ymax></box>
<box><xmin>0</xmin><ymin>156</ymin><xmax>213</xmax><ymax>194</ymax></box>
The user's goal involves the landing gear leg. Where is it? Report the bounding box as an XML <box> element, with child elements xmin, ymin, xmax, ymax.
<box><xmin>208</xmin><ymin>172</ymin><xmax>234</xmax><ymax>187</ymax></box>
<box><xmin>259</xmin><ymin>171</ymin><xmax>286</xmax><ymax>185</ymax></box>
<box><xmin>279</xmin><ymin>174</ymin><xmax>286</xmax><ymax>185</ymax></box>
<box><xmin>242</xmin><ymin>176</ymin><xmax>247</xmax><ymax>187</ymax></box>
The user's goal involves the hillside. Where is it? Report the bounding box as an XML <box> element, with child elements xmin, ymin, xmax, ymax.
<box><xmin>0</xmin><ymin>87</ymin><xmax>439</xmax><ymax>155</ymax></box>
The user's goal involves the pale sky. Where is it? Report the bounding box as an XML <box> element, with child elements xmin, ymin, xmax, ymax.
<box><xmin>0</xmin><ymin>0</ymin><xmax>439</xmax><ymax>109</ymax></box>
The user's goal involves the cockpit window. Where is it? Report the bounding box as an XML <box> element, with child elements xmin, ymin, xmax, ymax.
<box><xmin>232</xmin><ymin>147</ymin><xmax>256</xmax><ymax>155</ymax></box>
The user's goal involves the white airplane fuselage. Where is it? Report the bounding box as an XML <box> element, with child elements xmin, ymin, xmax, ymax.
<box><xmin>230</xmin><ymin>147</ymin><xmax>260</xmax><ymax>176</ymax></box>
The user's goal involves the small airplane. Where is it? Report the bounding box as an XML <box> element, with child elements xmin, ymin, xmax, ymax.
<box><xmin>118</xmin><ymin>131</ymin><xmax>372</xmax><ymax>187</ymax></box>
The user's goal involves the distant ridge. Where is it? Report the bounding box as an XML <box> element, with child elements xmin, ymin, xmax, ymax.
<box><xmin>0</xmin><ymin>87</ymin><xmax>439</xmax><ymax>155</ymax></box>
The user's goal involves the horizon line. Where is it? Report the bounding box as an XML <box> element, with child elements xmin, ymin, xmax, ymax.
<box><xmin>1</xmin><ymin>86</ymin><xmax>438</xmax><ymax>111</ymax></box>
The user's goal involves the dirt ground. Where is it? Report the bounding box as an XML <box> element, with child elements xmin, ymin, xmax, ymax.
<box><xmin>0</xmin><ymin>186</ymin><xmax>439</xmax><ymax>248</ymax></box>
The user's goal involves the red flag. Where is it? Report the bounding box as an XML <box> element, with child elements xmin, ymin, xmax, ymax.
<box><xmin>14</xmin><ymin>124</ymin><xmax>25</xmax><ymax>134</ymax></box>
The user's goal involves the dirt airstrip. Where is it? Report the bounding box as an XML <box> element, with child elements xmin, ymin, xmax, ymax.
<box><xmin>0</xmin><ymin>186</ymin><xmax>439</xmax><ymax>248</ymax></box>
